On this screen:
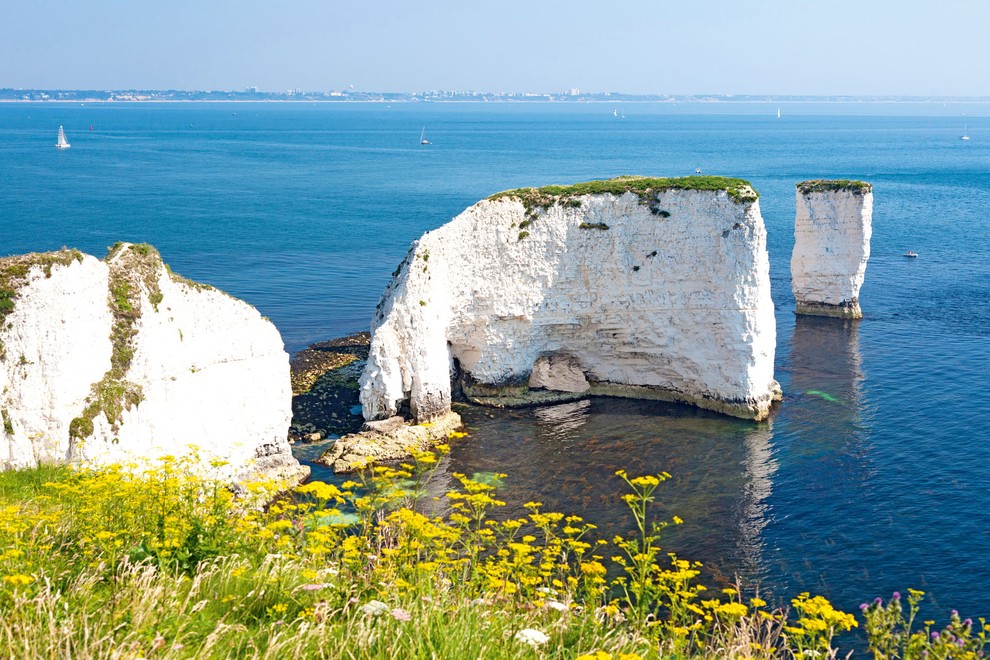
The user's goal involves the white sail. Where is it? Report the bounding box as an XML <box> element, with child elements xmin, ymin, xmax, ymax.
<box><xmin>55</xmin><ymin>125</ymin><xmax>70</xmax><ymax>149</ymax></box>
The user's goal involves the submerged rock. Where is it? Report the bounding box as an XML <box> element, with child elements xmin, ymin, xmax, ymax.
<box><xmin>289</xmin><ymin>333</ymin><xmax>369</xmax><ymax>441</ymax></box>
<box><xmin>0</xmin><ymin>243</ymin><xmax>306</xmax><ymax>485</ymax></box>
<box><xmin>319</xmin><ymin>411</ymin><xmax>462</xmax><ymax>473</ymax></box>
<box><xmin>360</xmin><ymin>176</ymin><xmax>781</xmax><ymax>423</ymax></box>
<box><xmin>791</xmin><ymin>180</ymin><xmax>873</xmax><ymax>319</ymax></box>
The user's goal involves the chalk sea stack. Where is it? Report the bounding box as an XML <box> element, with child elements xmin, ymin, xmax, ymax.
<box><xmin>791</xmin><ymin>180</ymin><xmax>873</xmax><ymax>319</ymax></box>
<box><xmin>359</xmin><ymin>176</ymin><xmax>781</xmax><ymax>423</ymax></box>
<box><xmin>0</xmin><ymin>243</ymin><xmax>306</xmax><ymax>485</ymax></box>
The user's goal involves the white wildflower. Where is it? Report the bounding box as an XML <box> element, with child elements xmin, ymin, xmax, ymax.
<box><xmin>514</xmin><ymin>628</ymin><xmax>549</xmax><ymax>646</ymax></box>
<box><xmin>359</xmin><ymin>600</ymin><xmax>390</xmax><ymax>616</ymax></box>
<box><xmin>545</xmin><ymin>600</ymin><xmax>569</xmax><ymax>612</ymax></box>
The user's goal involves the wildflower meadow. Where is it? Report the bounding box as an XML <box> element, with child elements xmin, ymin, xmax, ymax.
<box><xmin>0</xmin><ymin>439</ymin><xmax>985</xmax><ymax>658</ymax></box>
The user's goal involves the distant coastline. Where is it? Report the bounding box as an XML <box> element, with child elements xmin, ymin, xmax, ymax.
<box><xmin>4</xmin><ymin>88</ymin><xmax>990</xmax><ymax>104</ymax></box>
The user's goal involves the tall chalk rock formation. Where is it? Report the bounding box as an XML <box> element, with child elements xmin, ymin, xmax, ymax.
<box><xmin>791</xmin><ymin>180</ymin><xmax>873</xmax><ymax>319</ymax></box>
<box><xmin>0</xmin><ymin>244</ymin><xmax>306</xmax><ymax>484</ymax></box>
<box><xmin>360</xmin><ymin>176</ymin><xmax>781</xmax><ymax>422</ymax></box>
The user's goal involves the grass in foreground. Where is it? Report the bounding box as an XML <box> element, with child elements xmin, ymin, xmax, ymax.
<box><xmin>0</xmin><ymin>445</ymin><xmax>985</xmax><ymax>659</ymax></box>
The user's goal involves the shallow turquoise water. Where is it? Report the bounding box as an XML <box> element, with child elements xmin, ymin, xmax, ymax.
<box><xmin>3</xmin><ymin>102</ymin><xmax>989</xmax><ymax>620</ymax></box>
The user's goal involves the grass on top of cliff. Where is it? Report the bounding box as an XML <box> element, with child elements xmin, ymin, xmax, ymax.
<box><xmin>489</xmin><ymin>175</ymin><xmax>759</xmax><ymax>209</ymax></box>
<box><xmin>797</xmin><ymin>180</ymin><xmax>873</xmax><ymax>195</ymax></box>
<box><xmin>0</xmin><ymin>249</ymin><xmax>85</xmax><ymax>326</ymax></box>
<box><xmin>1</xmin><ymin>448</ymin><xmax>979</xmax><ymax>659</ymax></box>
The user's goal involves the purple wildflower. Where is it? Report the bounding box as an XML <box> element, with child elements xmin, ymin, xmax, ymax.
<box><xmin>892</xmin><ymin>591</ymin><xmax>900</xmax><ymax>600</ymax></box>
<box><xmin>860</xmin><ymin>603</ymin><xmax>869</xmax><ymax>611</ymax></box>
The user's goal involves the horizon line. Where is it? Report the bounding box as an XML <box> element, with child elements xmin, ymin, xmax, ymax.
<box><xmin>3</xmin><ymin>87</ymin><xmax>990</xmax><ymax>103</ymax></box>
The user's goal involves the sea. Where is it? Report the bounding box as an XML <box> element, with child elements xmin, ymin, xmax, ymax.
<box><xmin>2</xmin><ymin>101</ymin><xmax>989</xmax><ymax>623</ymax></box>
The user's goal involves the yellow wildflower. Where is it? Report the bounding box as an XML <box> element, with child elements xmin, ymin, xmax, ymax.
<box><xmin>716</xmin><ymin>602</ymin><xmax>748</xmax><ymax>618</ymax></box>
<box><xmin>3</xmin><ymin>574</ymin><xmax>34</xmax><ymax>586</ymax></box>
<box><xmin>575</xmin><ymin>652</ymin><xmax>612</xmax><ymax>660</ymax></box>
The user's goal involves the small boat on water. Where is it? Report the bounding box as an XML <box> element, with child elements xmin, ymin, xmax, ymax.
<box><xmin>420</xmin><ymin>127</ymin><xmax>430</xmax><ymax>145</ymax></box>
<box><xmin>55</xmin><ymin>125</ymin><xmax>70</xmax><ymax>149</ymax></box>
<box><xmin>904</xmin><ymin>251</ymin><xmax>918</xmax><ymax>258</ymax></box>
<box><xmin>961</xmin><ymin>124</ymin><xmax>970</xmax><ymax>141</ymax></box>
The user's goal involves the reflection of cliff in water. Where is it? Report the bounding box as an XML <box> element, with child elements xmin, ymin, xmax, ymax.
<box><xmin>532</xmin><ymin>399</ymin><xmax>592</xmax><ymax>440</ymax></box>
<box><xmin>765</xmin><ymin>314</ymin><xmax>873</xmax><ymax>598</ymax></box>
<box><xmin>736</xmin><ymin>423</ymin><xmax>776</xmax><ymax>581</ymax></box>
<box><xmin>788</xmin><ymin>316</ymin><xmax>865</xmax><ymax>420</ymax></box>
<box><xmin>448</xmin><ymin>396</ymin><xmax>780</xmax><ymax>587</ymax></box>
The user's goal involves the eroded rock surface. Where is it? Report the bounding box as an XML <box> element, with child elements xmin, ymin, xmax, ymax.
<box><xmin>321</xmin><ymin>411</ymin><xmax>462</xmax><ymax>473</ymax></box>
<box><xmin>0</xmin><ymin>244</ymin><xmax>306</xmax><ymax>485</ymax></box>
<box><xmin>791</xmin><ymin>180</ymin><xmax>873</xmax><ymax>319</ymax></box>
<box><xmin>360</xmin><ymin>176</ymin><xmax>781</xmax><ymax>423</ymax></box>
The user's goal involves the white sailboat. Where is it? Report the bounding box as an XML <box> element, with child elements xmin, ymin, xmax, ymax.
<box><xmin>777</xmin><ymin>107</ymin><xmax>781</xmax><ymax>119</ymax></box>
<box><xmin>420</xmin><ymin>127</ymin><xmax>430</xmax><ymax>145</ymax></box>
<box><xmin>961</xmin><ymin>124</ymin><xmax>970</xmax><ymax>141</ymax></box>
<box><xmin>55</xmin><ymin>125</ymin><xmax>70</xmax><ymax>149</ymax></box>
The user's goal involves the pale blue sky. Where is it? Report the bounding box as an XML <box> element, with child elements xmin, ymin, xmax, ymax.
<box><xmin>2</xmin><ymin>0</ymin><xmax>988</xmax><ymax>95</ymax></box>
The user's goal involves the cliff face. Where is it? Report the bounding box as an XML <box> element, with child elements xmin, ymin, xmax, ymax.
<box><xmin>791</xmin><ymin>181</ymin><xmax>873</xmax><ymax>319</ymax></box>
<box><xmin>360</xmin><ymin>177</ymin><xmax>780</xmax><ymax>422</ymax></box>
<box><xmin>0</xmin><ymin>244</ymin><xmax>305</xmax><ymax>484</ymax></box>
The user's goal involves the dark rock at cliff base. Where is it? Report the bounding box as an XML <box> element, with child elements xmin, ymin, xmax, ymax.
<box><xmin>289</xmin><ymin>333</ymin><xmax>369</xmax><ymax>442</ymax></box>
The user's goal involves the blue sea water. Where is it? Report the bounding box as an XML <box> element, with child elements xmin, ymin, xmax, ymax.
<box><xmin>2</xmin><ymin>102</ymin><xmax>989</xmax><ymax>622</ymax></box>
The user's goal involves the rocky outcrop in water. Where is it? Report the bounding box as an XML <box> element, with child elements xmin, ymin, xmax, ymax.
<box><xmin>322</xmin><ymin>411</ymin><xmax>463</xmax><ymax>473</ymax></box>
<box><xmin>360</xmin><ymin>176</ymin><xmax>781</xmax><ymax>423</ymax></box>
<box><xmin>0</xmin><ymin>244</ymin><xmax>306</xmax><ymax>485</ymax></box>
<box><xmin>791</xmin><ymin>180</ymin><xmax>873</xmax><ymax>319</ymax></box>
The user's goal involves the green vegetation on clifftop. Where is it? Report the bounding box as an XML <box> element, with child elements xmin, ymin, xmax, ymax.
<box><xmin>797</xmin><ymin>179</ymin><xmax>872</xmax><ymax>195</ymax></box>
<box><xmin>0</xmin><ymin>249</ymin><xmax>85</xmax><ymax>360</ymax></box>
<box><xmin>69</xmin><ymin>244</ymin><xmax>159</xmax><ymax>442</ymax></box>
<box><xmin>490</xmin><ymin>175</ymin><xmax>760</xmax><ymax>210</ymax></box>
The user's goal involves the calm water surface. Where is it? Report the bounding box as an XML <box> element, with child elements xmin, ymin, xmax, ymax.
<box><xmin>2</xmin><ymin>102</ymin><xmax>989</xmax><ymax>620</ymax></box>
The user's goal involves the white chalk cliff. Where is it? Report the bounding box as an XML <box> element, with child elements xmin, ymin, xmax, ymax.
<box><xmin>791</xmin><ymin>180</ymin><xmax>873</xmax><ymax>319</ymax></box>
<box><xmin>360</xmin><ymin>176</ymin><xmax>781</xmax><ymax>422</ymax></box>
<box><xmin>0</xmin><ymin>244</ymin><xmax>306</xmax><ymax>484</ymax></box>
